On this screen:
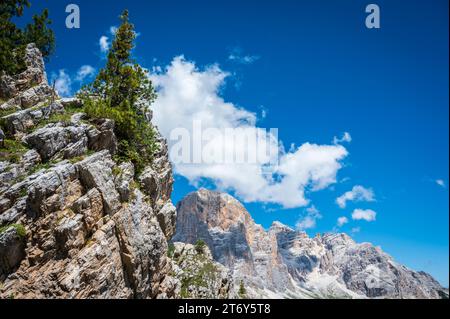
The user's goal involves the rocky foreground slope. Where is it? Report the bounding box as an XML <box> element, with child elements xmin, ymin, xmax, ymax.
<box><xmin>0</xmin><ymin>44</ymin><xmax>231</xmax><ymax>299</ymax></box>
<box><xmin>173</xmin><ymin>188</ymin><xmax>448</xmax><ymax>299</ymax></box>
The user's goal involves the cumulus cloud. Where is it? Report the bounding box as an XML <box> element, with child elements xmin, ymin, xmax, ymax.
<box><xmin>336</xmin><ymin>185</ymin><xmax>375</xmax><ymax>209</ymax></box>
<box><xmin>149</xmin><ymin>56</ymin><xmax>348</xmax><ymax>208</ymax></box>
<box><xmin>352</xmin><ymin>209</ymin><xmax>376</xmax><ymax>222</ymax></box>
<box><xmin>351</xmin><ymin>227</ymin><xmax>361</xmax><ymax>234</ymax></box>
<box><xmin>337</xmin><ymin>216</ymin><xmax>349</xmax><ymax>227</ymax></box>
<box><xmin>296</xmin><ymin>206</ymin><xmax>322</xmax><ymax>230</ymax></box>
<box><xmin>75</xmin><ymin>65</ymin><xmax>96</xmax><ymax>82</ymax></box>
<box><xmin>436</xmin><ymin>179</ymin><xmax>446</xmax><ymax>188</ymax></box>
<box><xmin>50</xmin><ymin>65</ymin><xmax>96</xmax><ymax>97</ymax></box>
<box><xmin>99</xmin><ymin>35</ymin><xmax>110</xmax><ymax>53</ymax></box>
<box><xmin>51</xmin><ymin>70</ymin><xmax>72</xmax><ymax>97</ymax></box>
<box><xmin>333</xmin><ymin>132</ymin><xmax>352</xmax><ymax>145</ymax></box>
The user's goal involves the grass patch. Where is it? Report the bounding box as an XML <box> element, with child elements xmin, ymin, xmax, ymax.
<box><xmin>0</xmin><ymin>108</ymin><xmax>17</xmax><ymax>118</ymax></box>
<box><xmin>195</xmin><ymin>239</ymin><xmax>206</xmax><ymax>254</ymax></box>
<box><xmin>69</xmin><ymin>155</ymin><xmax>86</xmax><ymax>164</ymax></box>
<box><xmin>34</xmin><ymin>102</ymin><xmax>86</xmax><ymax>130</ymax></box>
<box><xmin>167</xmin><ymin>242</ymin><xmax>175</xmax><ymax>258</ymax></box>
<box><xmin>0</xmin><ymin>139</ymin><xmax>28</xmax><ymax>163</ymax></box>
<box><xmin>35</xmin><ymin>112</ymin><xmax>71</xmax><ymax>128</ymax></box>
<box><xmin>180</xmin><ymin>260</ymin><xmax>219</xmax><ymax>298</ymax></box>
<box><xmin>112</xmin><ymin>166</ymin><xmax>122</xmax><ymax>177</ymax></box>
<box><xmin>0</xmin><ymin>224</ymin><xmax>26</xmax><ymax>238</ymax></box>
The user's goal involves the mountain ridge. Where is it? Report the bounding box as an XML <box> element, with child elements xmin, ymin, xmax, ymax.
<box><xmin>173</xmin><ymin>188</ymin><xmax>448</xmax><ymax>299</ymax></box>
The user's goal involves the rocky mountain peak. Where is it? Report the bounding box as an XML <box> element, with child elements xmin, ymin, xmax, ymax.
<box><xmin>173</xmin><ymin>189</ymin><xmax>448</xmax><ymax>299</ymax></box>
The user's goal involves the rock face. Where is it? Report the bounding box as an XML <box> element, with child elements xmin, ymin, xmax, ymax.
<box><xmin>174</xmin><ymin>189</ymin><xmax>448</xmax><ymax>299</ymax></box>
<box><xmin>1</xmin><ymin>43</ymin><xmax>54</xmax><ymax>110</ymax></box>
<box><xmin>169</xmin><ymin>242</ymin><xmax>234</xmax><ymax>299</ymax></box>
<box><xmin>0</xmin><ymin>44</ymin><xmax>179</xmax><ymax>299</ymax></box>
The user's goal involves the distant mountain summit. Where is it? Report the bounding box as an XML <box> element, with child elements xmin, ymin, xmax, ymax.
<box><xmin>173</xmin><ymin>188</ymin><xmax>448</xmax><ymax>299</ymax></box>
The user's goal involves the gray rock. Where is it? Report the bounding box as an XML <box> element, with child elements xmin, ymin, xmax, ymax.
<box><xmin>86</xmin><ymin>119</ymin><xmax>118</xmax><ymax>155</ymax></box>
<box><xmin>55</xmin><ymin>214</ymin><xmax>86</xmax><ymax>256</ymax></box>
<box><xmin>0</xmin><ymin>43</ymin><xmax>48</xmax><ymax>100</ymax></box>
<box><xmin>113</xmin><ymin>189</ymin><xmax>169</xmax><ymax>298</ymax></box>
<box><xmin>70</xmin><ymin>112</ymin><xmax>87</xmax><ymax>125</ymax></box>
<box><xmin>0</xmin><ymin>198</ymin><xmax>26</xmax><ymax>225</ymax></box>
<box><xmin>156</xmin><ymin>202</ymin><xmax>177</xmax><ymax>240</ymax></box>
<box><xmin>2</xmin><ymin>101</ymin><xmax>64</xmax><ymax>136</ymax></box>
<box><xmin>71</xmin><ymin>188</ymin><xmax>104</xmax><ymax>231</ymax></box>
<box><xmin>114</xmin><ymin>162</ymin><xmax>135</xmax><ymax>202</ymax></box>
<box><xmin>23</xmin><ymin>123</ymin><xmax>88</xmax><ymax>161</ymax></box>
<box><xmin>76</xmin><ymin>151</ymin><xmax>121</xmax><ymax>215</ymax></box>
<box><xmin>0</xmin><ymin>128</ymin><xmax>5</xmax><ymax>147</ymax></box>
<box><xmin>0</xmin><ymin>226</ymin><xmax>26</xmax><ymax>279</ymax></box>
<box><xmin>26</xmin><ymin>161</ymin><xmax>77</xmax><ymax>216</ymax></box>
<box><xmin>61</xmin><ymin>97</ymin><xmax>83</xmax><ymax>109</ymax></box>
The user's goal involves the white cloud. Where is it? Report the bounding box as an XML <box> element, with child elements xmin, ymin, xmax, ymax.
<box><xmin>50</xmin><ymin>65</ymin><xmax>96</xmax><ymax>97</ymax></box>
<box><xmin>51</xmin><ymin>70</ymin><xmax>72</xmax><ymax>97</ymax></box>
<box><xmin>436</xmin><ymin>179</ymin><xmax>446</xmax><ymax>188</ymax></box>
<box><xmin>75</xmin><ymin>65</ymin><xmax>96</xmax><ymax>82</ymax></box>
<box><xmin>228</xmin><ymin>47</ymin><xmax>260</xmax><ymax>65</ymax></box>
<box><xmin>351</xmin><ymin>227</ymin><xmax>361</xmax><ymax>234</ymax></box>
<box><xmin>296</xmin><ymin>206</ymin><xmax>322</xmax><ymax>230</ymax></box>
<box><xmin>229</xmin><ymin>54</ymin><xmax>260</xmax><ymax>65</ymax></box>
<box><xmin>99</xmin><ymin>36</ymin><xmax>110</xmax><ymax>53</ymax></box>
<box><xmin>333</xmin><ymin>132</ymin><xmax>352</xmax><ymax>145</ymax></box>
<box><xmin>336</xmin><ymin>185</ymin><xmax>375</xmax><ymax>209</ymax></box>
<box><xmin>149</xmin><ymin>56</ymin><xmax>348</xmax><ymax>208</ymax></box>
<box><xmin>352</xmin><ymin>209</ymin><xmax>377</xmax><ymax>222</ymax></box>
<box><xmin>337</xmin><ymin>216</ymin><xmax>349</xmax><ymax>227</ymax></box>
<box><xmin>109</xmin><ymin>26</ymin><xmax>118</xmax><ymax>35</ymax></box>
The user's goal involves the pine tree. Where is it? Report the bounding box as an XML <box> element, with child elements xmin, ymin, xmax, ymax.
<box><xmin>80</xmin><ymin>10</ymin><xmax>158</xmax><ymax>173</ymax></box>
<box><xmin>239</xmin><ymin>280</ymin><xmax>247</xmax><ymax>298</ymax></box>
<box><xmin>23</xmin><ymin>9</ymin><xmax>55</xmax><ymax>60</ymax></box>
<box><xmin>0</xmin><ymin>0</ymin><xmax>55</xmax><ymax>75</ymax></box>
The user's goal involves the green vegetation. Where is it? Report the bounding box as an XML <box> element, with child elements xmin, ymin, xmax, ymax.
<box><xmin>111</xmin><ymin>165</ymin><xmax>123</xmax><ymax>177</ymax></box>
<box><xmin>0</xmin><ymin>138</ymin><xmax>28</xmax><ymax>163</ymax></box>
<box><xmin>180</xmin><ymin>260</ymin><xmax>219</xmax><ymax>298</ymax></box>
<box><xmin>0</xmin><ymin>108</ymin><xmax>18</xmax><ymax>118</ymax></box>
<box><xmin>195</xmin><ymin>239</ymin><xmax>207</xmax><ymax>254</ymax></box>
<box><xmin>79</xmin><ymin>10</ymin><xmax>158</xmax><ymax>173</ymax></box>
<box><xmin>238</xmin><ymin>280</ymin><xmax>247</xmax><ymax>298</ymax></box>
<box><xmin>167</xmin><ymin>242</ymin><xmax>175</xmax><ymax>258</ymax></box>
<box><xmin>0</xmin><ymin>223</ymin><xmax>26</xmax><ymax>238</ymax></box>
<box><xmin>35</xmin><ymin>102</ymin><xmax>85</xmax><ymax>129</ymax></box>
<box><xmin>0</xmin><ymin>0</ymin><xmax>55</xmax><ymax>76</ymax></box>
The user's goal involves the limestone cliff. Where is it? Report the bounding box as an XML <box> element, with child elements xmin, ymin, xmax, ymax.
<box><xmin>0</xmin><ymin>44</ymin><xmax>179</xmax><ymax>299</ymax></box>
<box><xmin>174</xmin><ymin>188</ymin><xmax>449</xmax><ymax>299</ymax></box>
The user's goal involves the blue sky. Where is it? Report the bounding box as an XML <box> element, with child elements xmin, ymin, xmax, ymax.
<box><xmin>19</xmin><ymin>0</ymin><xmax>448</xmax><ymax>286</ymax></box>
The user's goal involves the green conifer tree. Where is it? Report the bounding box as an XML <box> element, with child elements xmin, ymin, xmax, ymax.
<box><xmin>81</xmin><ymin>10</ymin><xmax>158</xmax><ymax>173</ymax></box>
<box><xmin>0</xmin><ymin>0</ymin><xmax>54</xmax><ymax>75</ymax></box>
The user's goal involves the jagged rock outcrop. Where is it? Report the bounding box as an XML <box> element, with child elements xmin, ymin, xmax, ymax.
<box><xmin>174</xmin><ymin>189</ymin><xmax>448</xmax><ymax>299</ymax></box>
<box><xmin>1</xmin><ymin>43</ymin><xmax>54</xmax><ymax>111</ymax></box>
<box><xmin>169</xmin><ymin>242</ymin><xmax>234</xmax><ymax>299</ymax></box>
<box><xmin>0</xmin><ymin>44</ymin><xmax>179</xmax><ymax>299</ymax></box>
